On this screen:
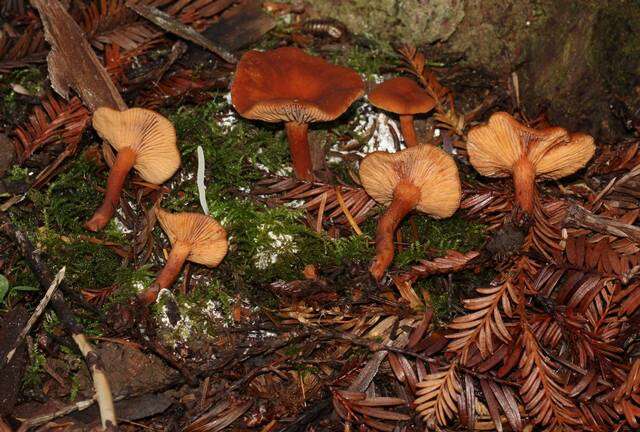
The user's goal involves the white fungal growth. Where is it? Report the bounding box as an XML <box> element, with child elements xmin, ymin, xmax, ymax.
<box><xmin>275</xmin><ymin>166</ymin><xmax>293</xmax><ymax>176</ymax></box>
<box><xmin>113</xmin><ymin>214</ymin><xmax>132</xmax><ymax>234</ymax></box>
<box><xmin>285</xmin><ymin>200</ymin><xmax>305</xmax><ymax>209</ymax></box>
<box><xmin>254</xmin><ymin>225</ymin><xmax>298</xmax><ymax>270</ymax></box>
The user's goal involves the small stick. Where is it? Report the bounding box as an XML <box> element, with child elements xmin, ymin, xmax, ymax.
<box><xmin>315</xmin><ymin>191</ymin><xmax>328</xmax><ymax>233</ymax></box>
<box><xmin>1</xmin><ymin>218</ymin><xmax>117</xmax><ymax>430</ymax></box>
<box><xmin>564</xmin><ymin>202</ymin><xmax>640</xmax><ymax>244</ymax></box>
<box><xmin>335</xmin><ymin>186</ymin><xmax>362</xmax><ymax>235</ymax></box>
<box><xmin>126</xmin><ymin>1</ymin><xmax>237</xmax><ymax>63</ymax></box>
<box><xmin>2</xmin><ymin>267</ymin><xmax>65</xmax><ymax>368</ymax></box>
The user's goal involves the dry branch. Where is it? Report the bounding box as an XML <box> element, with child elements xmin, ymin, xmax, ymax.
<box><xmin>0</xmin><ymin>218</ymin><xmax>117</xmax><ymax>430</ymax></box>
<box><xmin>126</xmin><ymin>1</ymin><xmax>237</xmax><ymax>63</ymax></box>
<box><xmin>2</xmin><ymin>267</ymin><xmax>65</xmax><ymax>368</ymax></box>
<box><xmin>565</xmin><ymin>203</ymin><xmax>640</xmax><ymax>244</ymax></box>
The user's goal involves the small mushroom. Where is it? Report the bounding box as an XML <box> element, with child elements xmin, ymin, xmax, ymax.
<box><xmin>360</xmin><ymin>145</ymin><xmax>461</xmax><ymax>281</ymax></box>
<box><xmin>368</xmin><ymin>77</ymin><xmax>436</xmax><ymax>148</ymax></box>
<box><xmin>139</xmin><ymin>209</ymin><xmax>228</xmax><ymax>305</ymax></box>
<box><xmin>467</xmin><ymin>112</ymin><xmax>595</xmax><ymax>216</ymax></box>
<box><xmin>85</xmin><ymin>107</ymin><xmax>180</xmax><ymax>232</ymax></box>
<box><xmin>231</xmin><ymin>46</ymin><xmax>364</xmax><ymax>180</ymax></box>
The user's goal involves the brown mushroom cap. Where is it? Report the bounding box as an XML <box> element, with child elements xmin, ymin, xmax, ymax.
<box><xmin>467</xmin><ymin>111</ymin><xmax>595</xmax><ymax>180</ymax></box>
<box><xmin>359</xmin><ymin>145</ymin><xmax>461</xmax><ymax>218</ymax></box>
<box><xmin>92</xmin><ymin>107</ymin><xmax>180</xmax><ymax>184</ymax></box>
<box><xmin>231</xmin><ymin>47</ymin><xmax>364</xmax><ymax>123</ymax></box>
<box><xmin>156</xmin><ymin>209</ymin><xmax>228</xmax><ymax>267</ymax></box>
<box><xmin>368</xmin><ymin>77</ymin><xmax>436</xmax><ymax>115</ymax></box>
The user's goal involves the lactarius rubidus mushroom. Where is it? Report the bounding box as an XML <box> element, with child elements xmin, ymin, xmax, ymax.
<box><xmin>231</xmin><ymin>46</ymin><xmax>364</xmax><ymax>180</ymax></box>
<box><xmin>139</xmin><ymin>209</ymin><xmax>228</xmax><ymax>305</ymax></box>
<box><xmin>360</xmin><ymin>145</ymin><xmax>461</xmax><ymax>281</ymax></box>
<box><xmin>467</xmin><ymin>112</ymin><xmax>595</xmax><ymax>216</ymax></box>
<box><xmin>368</xmin><ymin>77</ymin><xmax>436</xmax><ymax>148</ymax></box>
<box><xmin>85</xmin><ymin>108</ymin><xmax>180</xmax><ymax>232</ymax></box>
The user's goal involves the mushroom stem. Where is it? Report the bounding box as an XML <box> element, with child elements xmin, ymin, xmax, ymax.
<box><xmin>370</xmin><ymin>182</ymin><xmax>421</xmax><ymax>281</ymax></box>
<box><xmin>285</xmin><ymin>121</ymin><xmax>313</xmax><ymax>181</ymax></box>
<box><xmin>85</xmin><ymin>147</ymin><xmax>137</xmax><ymax>232</ymax></box>
<box><xmin>139</xmin><ymin>242</ymin><xmax>191</xmax><ymax>305</ymax></box>
<box><xmin>512</xmin><ymin>157</ymin><xmax>536</xmax><ymax>215</ymax></box>
<box><xmin>399</xmin><ymin>115</ymin><xmax>418</xmax><ymax>147</ymax></box>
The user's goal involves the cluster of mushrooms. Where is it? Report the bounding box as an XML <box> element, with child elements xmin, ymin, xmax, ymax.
<box><xmin>84</xmin><ymin>46</ymin><xmax>597</xmax><ymax>303</ymax></box>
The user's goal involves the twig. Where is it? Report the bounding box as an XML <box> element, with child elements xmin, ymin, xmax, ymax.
<box><xmin>564</xmin><ymin>202</ymin><xmax>640</xmax><ymax>244</ymax></box>
<box><xmin>0</xmin><ymin>218</ymin><xmax>117</xmax><ymax>430</ymax></box>
<box><xmin>126</xmin><ymin>1</ymin><xmax>237</xmax><ymax>63</ymax></box>
<box><xmin>72</xmin><ymin>333</ymin><xmax>117</xmax><ymax>427</ymax></box>
<box><xmin>335</xmin><ymin>186</ymin><xmax>362</xmax><ymax>235</ymax></box>
<box><xmin>15</xmin><ymin>395</ymin><xmax>126</xmax><ymax>431</ymax></box>
<box><xmin>2</xmin><ymin>267</ymin><xmax>65</xmax><ymax>368</ymax></box>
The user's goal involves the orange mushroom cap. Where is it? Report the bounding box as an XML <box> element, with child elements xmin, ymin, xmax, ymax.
<box><xmin>92</xmin><ymin>107</ymin><xmax>180</xmax><ymax>184</ymax></box>
<box><xmin>359</xmin><ymin>145</ymin><xmax>461</xmax><ymax>218</ymax></box>
<box><xmin>156</xmin><ymin>209</ymin><xmax>228</xmax><ymax>267</ymax></box>
<box><xmin>231</xmin><ymin>47</ymin><xmax>364</xmax><ymax>123</ymax></box>
<box><xmin>467</xmin><ymin>112</ymin><xmax>595</xmax><ymax>181</ymax></box>
<box><xmin>368</xmin><ymin>77</ymin><xmax>436</xmax><ymax>115</ymax></box>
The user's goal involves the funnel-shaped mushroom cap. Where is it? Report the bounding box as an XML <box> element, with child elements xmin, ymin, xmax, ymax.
<box><xmin>368</xmin><ymin>77</ymin><xmax>436</xmax><ymax>115</ymax></box>
<box><xmin>467</xmin><ymin>112</ymin><xmax>595</xmax><ymax>180</ymax></box>
<box><xmin>92</xmin><ymin>107</ymin><xmax>180</xmax><ymax>184</ymax></box>
<box><xmin>156</xmin><ymin>209</ymin><xmax>228</xmax><ymax>267</ymax></box>
<box><xmin>231</xmin><ymin>47</ymin><xmax>364</xmax><ymax>123</ymax></box>
<box><xmin>359</xmin><ymin>145</ymin><xmax>461</xmax><ymax>218</ymax></box>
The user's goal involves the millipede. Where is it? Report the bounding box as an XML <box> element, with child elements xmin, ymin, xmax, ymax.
<box><xmin>300</xmin><ymin>18</ymin><xmax>349</xmax><ymax>41</ymax></box>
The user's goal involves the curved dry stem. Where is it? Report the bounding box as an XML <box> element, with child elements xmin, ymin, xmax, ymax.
<box><xmin>72</xmin><ymin>333</ymin><xmax>116</xmax><ymax>429</ymax></box>
<box><xmin>85</xmin><ymin>147</ymin><xmax>137</xmax><ymax>232</ymax></box>
<box><xmin>399</xmin><ymin>115</ymin><xmax>418</xmax><ymax>147</ymax></box>
<box><xmin>285</xmin><ymin>121</ymin><xmax>313</xmax><ymax>181</ymax></box>
<box><xmin>370</xmin><ymin>182</ymin><xmax>421</xmax><ymax>281</ymax></box>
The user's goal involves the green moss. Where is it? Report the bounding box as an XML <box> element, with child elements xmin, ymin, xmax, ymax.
<box><xmin>7</xmin><ymin>166</ymin><xmax>29</xmax><ymax>183</ymax></box>
<box><xmin>30</xmin><ymin>157</ymin><xmax>102</xmax><ymax>235</ymax></box>
<box><xmin>21</xmin><ymin>344</ymin><xmax>46</xmax><ymax>390</ymax></box>
<box><xmin>592</xmin><ymin>1</ymin><xmax>640</xmax><ymax>93</ymax></box>
<box><xmin>0</xmin><ymin>68</ymin><xmax>45</xmax><ymax>126</ymax></box>
<box><xmin>326</xmin><ymin>44</ymin><xmax>397</xmax><ymax>78</ymax></box>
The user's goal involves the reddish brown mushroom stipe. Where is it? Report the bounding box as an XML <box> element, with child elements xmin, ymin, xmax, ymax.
<box><xmin>360</xmin><ymin>145</ymin><xmax>461</xmax><ymax>281</ymax></box>
<box><xmin>368</xmin><ymin>77</ymin><xmax>436</xmax><ymax>148</ymax></box>
<box><xmin>85</xmin><ymin>107</ymin><xmax>180</xmax><ymax>232</ymax></box>
<box><xmin>138</xmin><ymin>209</ymin><xmax>228</xmax><ymax>305</ymax></box>
<box><xmin>467</xmin><ymin>112</ymin><xmax>596</xmax><ymax>217</ymax></box>
<box><xmin>370</xmin><ymin>181</ymin><xmax>421</xmax><ymax>281</ymax></box>
<box><xmin>231</xmin><ymin>47</ymin><xmax>364</xmax><ymax>180</ymax></box>
<box><xmin>512</xmin><ymin>157</ymin><xmax>536</xmax><ymax>215</ymax></box>
<box><xmin>285</xmin><ymin>122</ymin><xmax>313</xmax><ymax>180</ymax></box>
<box><xmin>85</xmin><ymin>147</ymin><xmax>137</xmax><ymax>232</ymax></box>
<box><xmin>399</xmin><ymin>115</ymin><xmax>418</xmax><ymax>147</ymax></box>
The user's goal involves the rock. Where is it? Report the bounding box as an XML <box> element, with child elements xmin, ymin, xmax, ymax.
<box><xmin>307</xmin><ymin>0</ymin><xmax>640</xmax><ymax>141</ymax></box>
<box><xmin>311</xmin><ymin>0</ymin><xmax>465</xmax><ymax>45</ymax></box>
<box><xmin>75</xmin><ymin>342</ymin><xmax>180</xmax><ymax>399</ymax></box>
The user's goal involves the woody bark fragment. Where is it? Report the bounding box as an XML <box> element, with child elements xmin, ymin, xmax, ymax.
<box><xmin>30</xmin><ymin>0</ymin><xmax>127</xmax><ymax>112</ymax></box>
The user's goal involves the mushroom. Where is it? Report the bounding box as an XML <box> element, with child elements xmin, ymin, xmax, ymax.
<box><xmin>467</xmin><ymin>112</ymin><xmax>595</xmax><ymax>216</ymax></box>
<box><xmin>85</xmin><ymin>107</ymin><xmax>180</xmax><ymax>232</ymax></box>
<box><xmin>360</xmin><ymin>145</ymin><xmax>461</xmax><ymax>281</ymax></box>
<box><xmin>139</xmin><ymin>209</ymin><xmax>228</xmax><ymax>305</ymax></box>
<box><xmin>231</xmin><ymin>46</ymin><xmax>364</xmax><ymax>181</ymax></box>
<box><xmin>368</xmin><ymin>77</ymin><xmax>436</xmax><ymax>148</ymax></box>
